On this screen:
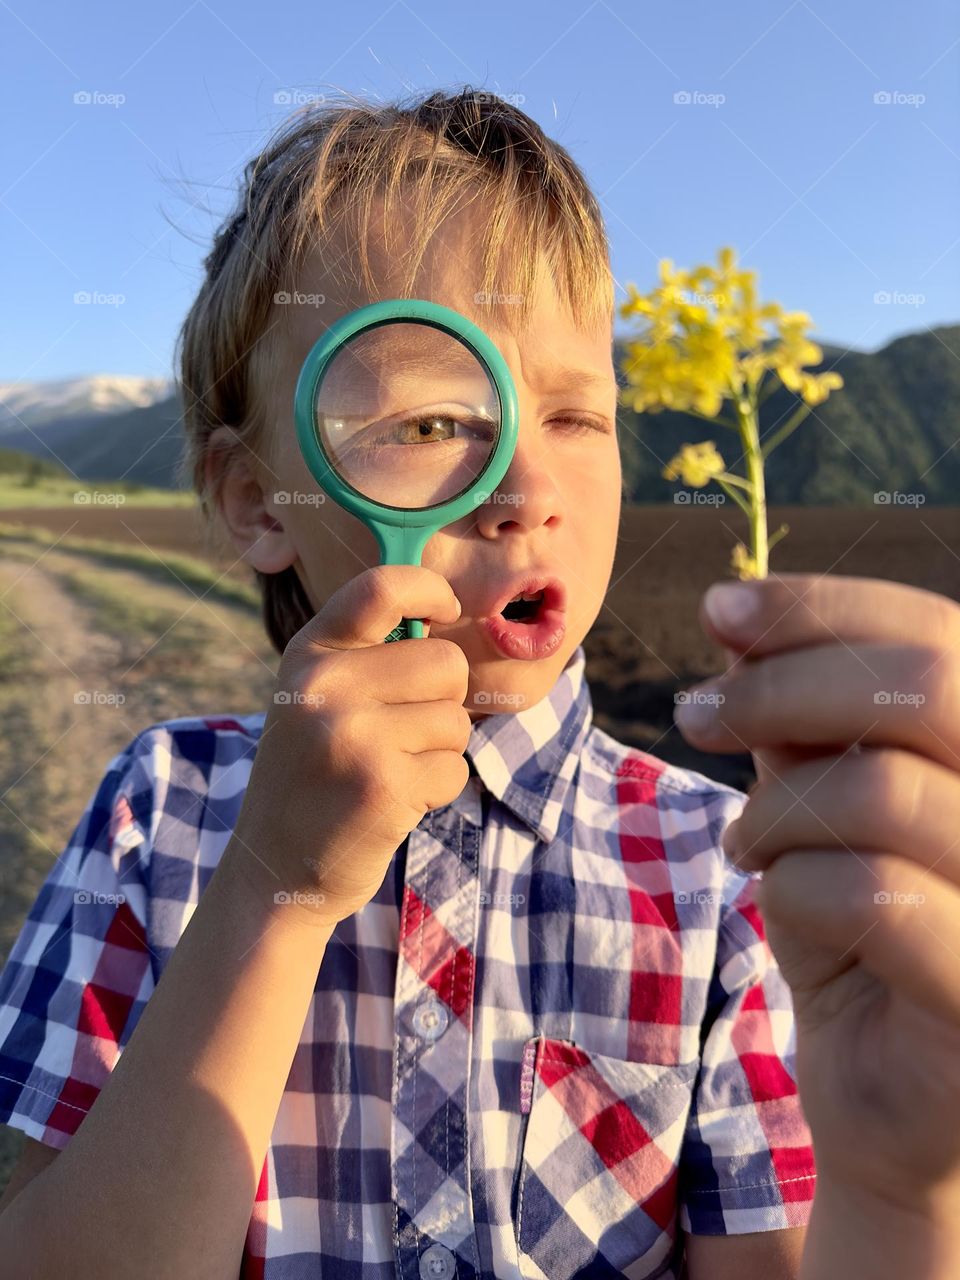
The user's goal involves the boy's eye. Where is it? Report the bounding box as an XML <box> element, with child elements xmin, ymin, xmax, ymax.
<box><xmin>549</xmin><ymin>415</ymin><xmax>611</xmax><ymax>434</ymax></box>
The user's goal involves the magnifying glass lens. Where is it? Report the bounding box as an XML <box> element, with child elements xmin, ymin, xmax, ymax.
<box><xmin>314</xmin><ymin>320</ymin><xmax>501</xmax><ymax>509</ymax></box>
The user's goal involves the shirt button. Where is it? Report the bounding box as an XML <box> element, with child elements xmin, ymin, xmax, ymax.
<box><xmin>412</xmin><ymin>996</ymin><xmax>449</xmax><ymax>1042</ymax></box>
<box><xmin>419</xmin><ymin>1243</ymin><xmax>455</xmax><ymax>1278</ymax></box>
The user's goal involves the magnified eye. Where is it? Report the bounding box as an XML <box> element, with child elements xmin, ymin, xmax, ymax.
<box><xmin>360</xmin><ymin>411</ymin><xmax>496</xmax><ymax>450</ymax></box>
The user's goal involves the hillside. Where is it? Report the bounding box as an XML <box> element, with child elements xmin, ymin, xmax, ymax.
<box><xmin>3</xmin><ymin>324</ymin><xmax>958</xmax><ymax>499</ymax></box>
<box><xmin>615</xmin><ymin>324</ymin><xmax>960</xmax><ymax>505</ymax></box>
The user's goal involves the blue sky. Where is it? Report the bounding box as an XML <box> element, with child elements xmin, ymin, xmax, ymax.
<box><xmin>1</xmin><ymin>0</ymin><xmax>957</xmax><ymax>381</ymax></box>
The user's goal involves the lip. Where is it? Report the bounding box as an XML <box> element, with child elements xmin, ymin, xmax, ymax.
<box><xmin>478</xmin><ymin>574</ymin><xmax>567</xmax><ymax>662</ymax></box>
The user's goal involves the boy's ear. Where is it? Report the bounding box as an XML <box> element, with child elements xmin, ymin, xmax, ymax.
<box><xmin>204</xmin><ymin>428</ymin><xmax>297</xmax><ymax>574</ymax></box>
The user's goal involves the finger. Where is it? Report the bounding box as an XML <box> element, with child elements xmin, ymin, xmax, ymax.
<box><xmin>755</xmin><ymin>850</ymin><xmax>960</xmax><ymax>1024</ymax></box>
<box><xmin>700</xmin><ymin>571</ymin><xmax>960</xmax><ymax>661</ymax></box>
<box><xmin>674</xmin><ymin>641</ymin><xmax>960</xmax><ymax>773</ymax></box>
<box><xmin>388</xmin><ymin>699</ymin><xmax>473</xmax><ymax>756</ymax></box>
<box><xmin>725</xmin><ymin>747</ymin><xmax>960</xmax><ymax>890</ymax></box>
<box><xmin>299</xmin><ymin>565</ymin><xmax>462</xmax><ymax>650</ymax></box>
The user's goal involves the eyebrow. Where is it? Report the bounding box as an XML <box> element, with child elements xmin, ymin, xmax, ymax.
<box><xmin>534</xmin><ymin>368</ymin><xmax>616</xmax><ymax>395</ymax></box>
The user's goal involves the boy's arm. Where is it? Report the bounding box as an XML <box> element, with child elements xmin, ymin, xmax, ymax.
<box><xmin>684</xmin><ymin>1225</ymin><xmax>806</xmax><ymax>1278</ymax></box>
<box><xmin>0</xmin><ymin>841</ymin><xmax>336</xmax><ymax>1280</ymax></box>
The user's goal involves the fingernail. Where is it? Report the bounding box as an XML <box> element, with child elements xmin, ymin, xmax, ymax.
<box><xmin>703</xmin><ymin>582</ymin><xmax>760</xmax><ymax>635</ymax></box>
<box><xmin>721</xmin><ymin>819</ymin><xmax>741</xmax><ymax>860</ymax></box>
<box><xmin>454</xmin><ymin>597</ymin><xmax>462</xmax><ymax>618</ymax></box>
<box><xmin>674</xmin><ymin>680</ymin><xmax>722</xmax><ymax>733</ymax></box>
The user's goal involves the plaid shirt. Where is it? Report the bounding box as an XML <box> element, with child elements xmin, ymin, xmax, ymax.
<box><xmin>0</xmin><ymin>643</ymin><xmax>815</xmax><ymax>1278</ymax></box>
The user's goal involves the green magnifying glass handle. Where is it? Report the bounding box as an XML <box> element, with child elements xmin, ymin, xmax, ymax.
<box><xmin>385</xmin><ymin>618</ymin><xmax>425</xmax><ymax>643</ymax></box>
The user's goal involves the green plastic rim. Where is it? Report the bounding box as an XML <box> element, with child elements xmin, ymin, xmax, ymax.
<box><xmin>294</xmin><ymin>298</ymin><xmax>520</xmax><ymax>641</ymax></box>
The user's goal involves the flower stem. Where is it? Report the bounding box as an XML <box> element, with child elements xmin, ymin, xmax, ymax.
<box><xmin>734</xmin><ymin>392</ymin><xmax>768</xmax><ymax>578</ymax></box>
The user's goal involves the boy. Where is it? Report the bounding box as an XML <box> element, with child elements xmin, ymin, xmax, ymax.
<box><xmin>0</xmin><ymin>87</ymin><xmax>958</xmax><ymax>1279</ymax></box>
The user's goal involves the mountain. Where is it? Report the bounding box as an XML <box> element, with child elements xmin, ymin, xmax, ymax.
<box><xmin>0</xmin><ymin>375</ymin><xmax>174</xmax><ymax>433</ymax></box>
<box><xmin>3</xmin><ymin>324</ymin><xmax>959</xmax><ymax>499</ymax></box>
<box><xmin>615</xmin><ymin>324</ymin><xmax>960</xmax><ymax>505</ymax></box>
<box><xmin>0</xmin><ymin>395</ymin><xmax>186</xmax><ymax>489</ymax></box>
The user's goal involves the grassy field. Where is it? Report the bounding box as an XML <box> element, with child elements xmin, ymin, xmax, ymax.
<box><xmin>0</xmin><ymin>500</ymin><xmax>958</xmax><ymax>1191</ymax></box>
<box><xmin>0</xmin><ymin>519</ymin><xmax>278</xmax><ymax>1189</ymax></box>
<box><xmin>0</xmin><ymin>475</ymin><xmax>196</xmax><ymax>508</ymax></box>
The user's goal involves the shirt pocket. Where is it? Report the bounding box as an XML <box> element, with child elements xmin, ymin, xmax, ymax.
<box><xmin>512</xmin><ymin>1034</ymin><xmax>699</xmax><ymax>1280</ymax></box>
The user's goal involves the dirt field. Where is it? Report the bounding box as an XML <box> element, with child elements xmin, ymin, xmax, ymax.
<box><xmin>0</xmin><ymin>501</ymin><xmax>957</xmax><ymax>1187</ymax></box>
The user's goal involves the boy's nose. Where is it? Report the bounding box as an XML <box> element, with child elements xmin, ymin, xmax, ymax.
<box><xmin>472</xmin><ymin>442</ymin><xmax>563</xmax><ymax>535</ymax></box>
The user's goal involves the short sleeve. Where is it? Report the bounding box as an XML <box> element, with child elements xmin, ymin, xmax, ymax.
<box><xmin>678</xmin><ymin>857</ymin><xmax>817</xmax><ymax>1235</ymax></box>
<box><xmin>0</xmin><ymin>733</ymin><xmax>155</xmax><ymax>1149</ymax></box>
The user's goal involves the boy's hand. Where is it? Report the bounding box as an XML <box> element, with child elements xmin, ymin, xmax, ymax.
<box><xmin>229</xmin><ymin>565</ymin><xmax>470</xmax><ymax>928</ymax></box>
<box><xmin>674</xmin><ymin>572</ymin><xmax>960</xmax><ymax>1218</ymax></box>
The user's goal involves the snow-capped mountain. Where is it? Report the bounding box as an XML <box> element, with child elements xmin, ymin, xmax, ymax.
<box><xmin>0</xmin><ymin>375</ymin><xmax>175</xmax><ymax>433</ymax></box>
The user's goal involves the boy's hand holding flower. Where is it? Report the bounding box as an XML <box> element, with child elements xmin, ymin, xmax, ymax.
<box><xmin>675</xmin><ymin>571</ymin><xmax>960</xmax><ymax>1257</ymax></box>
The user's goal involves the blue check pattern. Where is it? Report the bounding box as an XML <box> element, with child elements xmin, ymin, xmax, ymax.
<box><xmin>0</xmin><ymin>643</ymin><xmax>815</xmax><ymax>1278</ymax></box>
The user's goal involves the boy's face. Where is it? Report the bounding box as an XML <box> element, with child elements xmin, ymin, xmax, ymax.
<box><xmin>245</xmin><ymin>203</ymin><xmax>621</xmax><ymax>719</ymax></box>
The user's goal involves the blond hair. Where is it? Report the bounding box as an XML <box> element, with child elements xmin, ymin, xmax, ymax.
<box><xmin>175</xmin><ymin>85</ymin><xmax>614</xmax><ymax>655</ymax></box>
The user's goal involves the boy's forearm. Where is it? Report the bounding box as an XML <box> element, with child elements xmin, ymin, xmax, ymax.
<box><xmin>800</xmin><ymin>1176</ymin><xmax>960</xmax><ymax>1280</ymax></box>
<box><xmin>0</xmin><ymin>840</ymin><xmax>336</xmax><ymax>1280</ymax></box>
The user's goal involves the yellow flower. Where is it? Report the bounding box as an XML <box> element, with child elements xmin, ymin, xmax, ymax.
<box><xmin>731</xmin><ymin>541</ymin><xmax>761</xmax><ymax>580</ymax></box>
<box><xmin>662</xmin><ymin>441</ymin><xmax>726</xmax><ymax>487</ymax></box>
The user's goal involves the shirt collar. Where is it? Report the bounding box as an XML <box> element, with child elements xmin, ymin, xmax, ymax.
<box><xmin>461</xmin><ymin>643</ymin><xmax>593</xmax><ymax>845</ymax></box>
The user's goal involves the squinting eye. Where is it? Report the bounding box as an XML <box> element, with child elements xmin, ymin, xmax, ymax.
<box><xmin>550</xmin><ymin>416</ymin><xmax>610</xmax><ymax>434</ymax></box>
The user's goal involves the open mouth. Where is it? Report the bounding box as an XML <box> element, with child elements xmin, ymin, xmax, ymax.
<box><xmin>500</xmin><ymin>590</ymin><xmax>545</xmax><ymax>624</ymax></box>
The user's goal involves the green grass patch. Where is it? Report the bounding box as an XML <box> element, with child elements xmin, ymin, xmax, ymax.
<box><xmin>0</xmin><ymin>475</ymin><xmax>196</xmax><ymax>508</ymax></box>
<box><xmin>0</xmin><ymin>523</ymin><xmax>260</xmax><ymax>613</ymax></box>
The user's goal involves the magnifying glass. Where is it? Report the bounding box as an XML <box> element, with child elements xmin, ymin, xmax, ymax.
<box><xmin>294</xmin><ymin>299</ymin><xmax>519</xmax><ymax>643</ymax></box>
